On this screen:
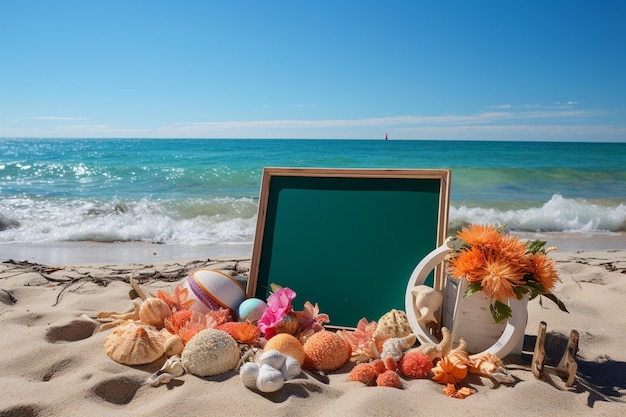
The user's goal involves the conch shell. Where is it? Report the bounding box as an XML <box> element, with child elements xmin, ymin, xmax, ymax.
<box><xmin>411</xmin><ymin>285</ymin><xmax>443</xmax><ymax>324</ymax></box>
<box><xmin>145</xmin><ymin>355</ymin><xmax>186</xmax><ymax>386</ymax></box>
<box><xmin>373</xmin><ymin>309</ymin><xmax>413</xmax><ymax>340</ymax></box>
<box><xmin>104</xmin><ymin>321</ymin><xmax>166</xmax><ymax>365</ymax></box>
<box><xmin>469</xmin><ymin>353</ymin><xmax>515</xmax><ymax>384</ymax></box>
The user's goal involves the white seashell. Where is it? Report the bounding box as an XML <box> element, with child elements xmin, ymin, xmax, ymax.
<box><xmin>280</xmin><ymin>355</ymin><xmax>301</xmax><ymax>380</ymax></box>
<box><xmin>145</xmin><ymin>355</ymin><xmax>186</xmax><ymax>387</ymax></box>
<box><xmin>258</xmin><ymin>349</ymin><xmax>287</xmax><ymax>369</ymax></box>
<box><xmin>381</xmin><ymin>334</ymin><xmax>417</xmax><ymax>362</ymax></box>
<box><xmin>239</xmin><ymin>362</ymin><xmax>260</xmax><ymax>389</ymax></box>
<box><xmin>411</xmin><ymin>285</ymin><xmax>443</xmax><ymax>324</ymax></box>
<box><xmin>256</xmin><ymin>363</ymin><xmax>285</xmax><ymax>393</ymax></box>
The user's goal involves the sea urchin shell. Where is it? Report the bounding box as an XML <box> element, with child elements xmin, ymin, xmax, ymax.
<box><xmin>181</xmin><ymin>329</ymin><xmax>240</xmax><ymax>377</ymax></box>
<box><xmin>303</xmin><ymin>330</ymin><xmax>351</xmax><ymax>372</ymax></box>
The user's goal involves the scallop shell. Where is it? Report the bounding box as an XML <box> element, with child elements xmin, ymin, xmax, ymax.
<box><xmin>104</xmin><ymin>321</ymin><xmax>166</xmax><ymax>365</ymax></box>
<box><xmin>373</xmin><ymin>309</ymin><xmax>413</xmax><ymax>340</ymax></box>
<box><xmin>139</xmin><ymin>297</ymin><xmax>172</xmax><ymax>327</ymax></box>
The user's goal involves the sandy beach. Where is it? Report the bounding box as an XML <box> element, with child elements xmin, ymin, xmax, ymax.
<box><xmin>1</xmin><ymin>238</ymin><xmax>625</xmax><ymax>416</ymax></box>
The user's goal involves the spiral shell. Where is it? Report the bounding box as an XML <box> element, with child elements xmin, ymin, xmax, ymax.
<box><xmin>139</xmin><ymin>297</ymin><xmax>172</xmax><ymax>327</ymax></box>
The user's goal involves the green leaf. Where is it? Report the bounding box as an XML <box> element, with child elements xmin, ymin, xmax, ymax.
<box><xmin>526</xmin><ymin>240</ymin><xmax>547</xmax><ymax>254</ymax></box>
<box><xmin>464</xmin><ymin>282</ymin><xmax>483</xmax><ymax>297</ymax></box>
<box><xmin>542</xmin><ymin>293</ymin><xmax>570</xmax><ymax>313</ymax></box>
<box><xmin>490</xmin><ymin>300</ymin><xmax>512</xmax><ymax>323</ymax></box>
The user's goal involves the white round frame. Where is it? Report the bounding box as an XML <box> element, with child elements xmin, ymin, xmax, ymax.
<box><xmin>404</xmin><ymin>240</ymin><xmax>527</xmax><ymax>358</ymax></box>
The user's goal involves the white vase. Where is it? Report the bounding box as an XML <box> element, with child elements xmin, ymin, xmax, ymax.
<box><xmin>444</xmin><ymin>276</ymin><xmax>528</xmax><ymax>355</ymax></box>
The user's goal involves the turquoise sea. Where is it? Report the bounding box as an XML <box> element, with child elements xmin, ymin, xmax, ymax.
<box><xmin>0</xmin><ymin>138</ymin><xmax>625</xmax><ymax>248</ymax></box>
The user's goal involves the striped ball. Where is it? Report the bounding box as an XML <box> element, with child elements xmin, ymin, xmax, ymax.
<box><xmin>184</xmin><ymin>269</ymin><xmax>246</xmax><ymax>315</ymax></box>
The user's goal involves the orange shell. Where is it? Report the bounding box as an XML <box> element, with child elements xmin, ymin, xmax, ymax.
<box><xmin>263</xmin><ymin>333</ymin><xmax>306</xmax><ymax>365</ymax></box>
<box><xmin>432</xmin><ymin>356</ymin><xmax>468</xmax><ymax>385</ymax></box>
<box><xmin>303</xmin><ymin>330</ymin><xmax>351</xmax><ymax>372</ymax></box>
<box><xmin>139</xmin><ymin>297</ymin><xmax>172</xmax><ymax>327</ymax></box>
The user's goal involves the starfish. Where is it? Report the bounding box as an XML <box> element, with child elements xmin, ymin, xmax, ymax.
<box><xmin>414</xmin><ymin>327</ymin><xmax>452</xmax><ymax>361</ymax></box>
<box><xmin>96</xmin><ymin>302</ymin><xmax>141</xmax><ymax>330</ymax></box>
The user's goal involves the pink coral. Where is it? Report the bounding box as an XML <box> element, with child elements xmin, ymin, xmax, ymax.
<box><xmin>398</xmin><ymin>351</ymin><xmax>433</xmax><ymax>378</ymax></box>
<box><xmin>294</xmin><ymin>301</ymin><xmax>330</xmax><ymax>332</ymax></box>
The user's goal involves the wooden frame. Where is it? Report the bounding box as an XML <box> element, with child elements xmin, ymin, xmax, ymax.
<box><xmin>248</xmin><ymin>168</ymin><xmax>451</xmax><ymax>328</ymax></box>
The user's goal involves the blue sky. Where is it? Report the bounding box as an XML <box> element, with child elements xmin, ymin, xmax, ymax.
<box><xmin>1</xmin><ymin>1</ymin><xmax>625</xmax><ymax>141</ymax></box>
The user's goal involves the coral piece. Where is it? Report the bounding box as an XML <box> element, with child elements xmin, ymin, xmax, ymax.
<box><xmin>432</xmin><ymin>355</ymin><xmax>468</xmax><ymax>385</ymax></box>
<box><xmin>410</xmin><ymin>285</ymin><xmax>443</xmax><ymax>324</ymax></box>
<box><xmin>181</xmin><ymin>329</ymin><xmax>240</xmax><ymax>377</ymax></box>
<box><xmin>398</xmin><ymin>351</ymin><xmax>433</xmax><ymax>379</ymax></box>
<box><xmin>373</xmin><ymin>309</ymin><xmax>413</xmax><ymax>340</ymax></box>
<box><xmin>145</xmin><ymin>355</ymin><xmax>186</xmax><ymax>387</ymax></box>
<box><xmin>371</xmin><ymin>359</ymin><xmax>387</xmax><ymax>374</ymax></box>
<box><xmin>97</xmin><ymin>302</ymin><xmax>141</xmax><ymax>330</ymax></box>
<box><xmin>414</xmin><ymin>326</ymin><xmax>452</xmax><ymax>361</ymax></box>
<box><xmin>263</xmin><ymin>333</ymin><xmax>306</xmax><ymax>365</ymax></box>
<box><xmin>349</xmin><ymin>363</ymin><xmax>379</xmax><ymax>386</ymax></box>
<box><xmin>303</xmin><ymin>330</ymin><xmax>351</xmax><ymax>372</ymax></box>
<box><xmin>469</xmin><ymin>352</ymin><xmax>515</xmax><ymax>384</ymax></box>
<box><xmin>139</xmin><ymin>297</ymin><xmax>172</xmax><ymax>327</ymax></box>
<box><xmin>338</xmin><ymin>318</ymin><xmax>384</xmax><ymax>363</ymax></box>
<box><xmin>443</xmin><ymin>384</ymin><xmax>476</xmax><ymax>399</ymax></box>
<box><xmin>104</xmin><ymin>321</ymin><xmax>165</xmax><ymax>365</ymax></box>
<box><xmin>157</xmin><ymin>285</ymin><xmax>196</xmax><ymax>312</ymax></box>
<box><xmin>217</xmin><ymin>321</ymin><xmax>261</xmax><ymax>344</ymax></box>
<box><xmin>380</xmin><ymin>334</ymin><xmax>417</xmax><ymax>362</ymax></box>
<box><xmin>376</xmin><ymin>370</ymin><xmax>402</xmax><ymax>389</ymax></box>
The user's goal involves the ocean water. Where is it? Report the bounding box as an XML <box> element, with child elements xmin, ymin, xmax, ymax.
<box><xmin>1</xmin><ymin>138</ymin><xmax>625</xmax><ymax>248</ymax></box>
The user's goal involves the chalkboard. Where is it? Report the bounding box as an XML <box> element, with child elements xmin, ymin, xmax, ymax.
<box><xmin>248</xmin><ymin>168</ymin><xmax>451</xmax><ymax>328</ymax></box>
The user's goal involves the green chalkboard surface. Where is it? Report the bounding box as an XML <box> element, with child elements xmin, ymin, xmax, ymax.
<box><xmin>249</xmin><ymin>168</ymin><xmax>450</xmax><ymax>328</ymax></box>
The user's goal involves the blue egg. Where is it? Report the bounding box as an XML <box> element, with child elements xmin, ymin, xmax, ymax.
<box><xmin>238</xmin><ymin>298</ymin><xmax>267</xmax><ymax>323</ymax></box>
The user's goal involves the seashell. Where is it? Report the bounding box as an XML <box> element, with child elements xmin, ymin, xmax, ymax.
<box><xmin>238</xmin><ymin>298</ymin><xmax>267</xmax><ymax>323</ymax></box>
<box><xmin>256</xmin><ymin>363</ymin><xmax>285</xmax><ymax>393</ymax></box>
<box><xmin>373</xmin><ymin>309</ymin><xmax>413</xmax><ymax>340</ymax></box>
<box><xmin>303</xmin><ymin>330</ymin><xmax>351</xmax><ymax>372</ymax></box>
<box><xmin>381</xmin><ymin>334</ymin><xmax>417</xmax><ymax>362</ymax></box>
<box><xmin>469</xmin><ymin>353</ymin><xmax>515</xmax><ymax>384</ymax></box>
<box><xmin>411</xmin><ymin>285</ymin><xmax>443</xmax><ymax>324</ymax></box>
<box><xmin>104</xmin><ymin>321</ymin><xmax>165</xmax><ymax>365</ymax></box>
<box><xmin>280</xmin><ymin>355</ymin><xmax>302</xmax><ymax>380</ymax></box>
<box><xmin>183</xmin><ymin>269</ymin><xmax>246</xmax><ymax>315</ymax></box>
<box><xmin>139</xmin><ymin>297</ymin><xmax>172</xmax><ymax>327</ymax></box>
<box><xmin>163</xmin><ymin>333</ymin><xmax>184</xmax><ymax>357</ymax></box>
<box><xmin>181</xmin><ymin>329</ymin><xmax>241</xmax><ymax>377</ymax></box>
<box><xmin>263</xmin><ymin>333</ymin><xmax>306</xmax><ymax>365</ymax></box>
<box><xmin>145</xmin><ymin>355</ymin><xmax>185</xmax><ymax>386</ymax></box>
<box><xmin>258</xmin><ymin>349</ymin><xmax>287</xmax><ymax>369</ymax></box>
<box><xmin>239</xmin><ymin>362</ymin><xmax>260</xmax><ymax>389</ymax></box>
<box><xmin>273</xmin><ymin>312</ymin><xmax>300</xmax><ymax>335</ymax></box>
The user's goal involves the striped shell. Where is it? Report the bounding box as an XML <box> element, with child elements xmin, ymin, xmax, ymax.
<box><xmin>139</xmin><ymin>297</ymin><xmax>172</xmax><ymax>327</ymax></box>
<box><xmin>104</xmin><ymin>321</ymin><xmax>165</xmax><ymax>365</ymax></box>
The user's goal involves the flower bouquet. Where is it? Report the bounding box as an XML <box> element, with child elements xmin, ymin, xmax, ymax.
<box><xmin>447</xmin><ymin>224</ymin><xmax>568</xmax><ymax>323</ymax></box>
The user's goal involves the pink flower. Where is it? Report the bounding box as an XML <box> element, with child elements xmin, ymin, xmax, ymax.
<box><xmin>295</xmin><ymin>301</ymin><xmax>330</xmax><ymax>332</ymax></box>
<box><xmin>257</xmin><ymin>287</ymin><xmax>296</xmax><ymax>338</ymax></box>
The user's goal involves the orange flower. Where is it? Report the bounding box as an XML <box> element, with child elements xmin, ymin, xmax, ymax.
<box><xmin>495</xmin><ymin>234</ymin><xmax>528</xmax><ymax>268</ymax></box>
<box><xmin>449</xmin><ymin>246</ymin><xmax>485</xmax><ymax>282</ymax></box>
<box><xmin>432</xmin><ymin>356</ymin><xmax>468</xmax><ymax>385</ymax></box>
<box><xmin>456</xmin><ymin>224</ymin><xmax>500</xmax><ymax>247</ymax></box>
<box><xmin>479</xmin><ymin>251</ymin><xmax>525</xmax><ymax>302</ymax></box>
<box><xmin>157</xmin><ymin>285</ymin><xmax>195</xmax><ymax>312</ymax></box>
<box><xmin>529</xmin><ymin>253</ymin><xmax>559</xmax><ymax>292</ymax></box>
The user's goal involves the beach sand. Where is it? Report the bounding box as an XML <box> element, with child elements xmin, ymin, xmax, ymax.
<box><xmin>0</xmin><ymin>244</ymin><xmax>625</xmax><ymax>416</ymax></box>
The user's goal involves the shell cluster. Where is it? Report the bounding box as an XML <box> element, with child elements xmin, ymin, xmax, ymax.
<box><xmin>239</xmin><ymin>350</ymin><xmax>302</xmax><ymax>393</ymax></box>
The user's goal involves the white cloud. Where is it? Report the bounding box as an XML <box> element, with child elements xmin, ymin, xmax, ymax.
<box><xmin>32</xmin><ymin>116</ymin><xmax>87</xmax><ymax>121</ymax></box>
<box><xmin>492</xmin><ymin>104</ymin><xmax>512</xmax><ymax>109</ymax></box>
